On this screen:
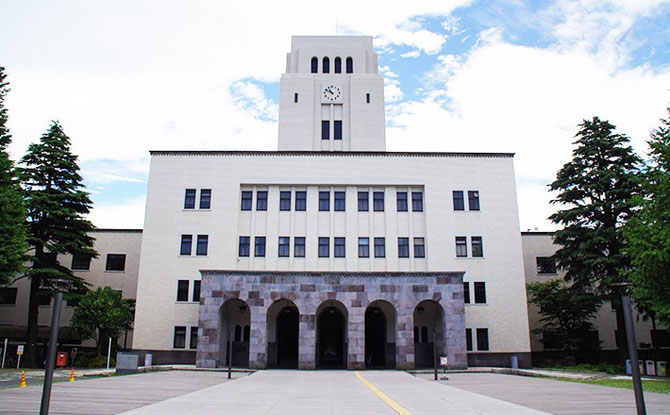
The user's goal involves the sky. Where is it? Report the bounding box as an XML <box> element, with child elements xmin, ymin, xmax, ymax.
<box><xmin>1</xmin><ymin>0</ymin><xmax>669</xmax><ymax>231</ymax></box>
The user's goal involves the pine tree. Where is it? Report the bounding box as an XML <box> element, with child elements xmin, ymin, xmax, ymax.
<box><xmin>0</xmin><ymin>67</ymin><xmax>27</xmax><ymax>286</ymax></box>
<box><xmin>20</xmin><ymin>121</ymin><xmax>97</xmax><ymax>366</ymax></box>
<box><xmin>549</xmin><ymin>116</ymin><xmax>642</xmax><ymax>361</ymax></box>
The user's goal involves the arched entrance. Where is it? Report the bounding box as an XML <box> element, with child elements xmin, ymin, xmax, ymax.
<box><xmin>316</xmin><ymin>300</ymin><xmax>348</xmax><ymax>369</ymax></box>
<box><xmin>413</xmin><ymin>300</ymin><xmax>445</xmax><ymax>368</ymax></box>
<box><xmin>219</xmin><ymin>298</ymin><xmax>250</xmax><ymax>367</ymax></box>
<box><xmin>365</xmin><ymin>300</ymin><xmax>396</xmax><ymax>369</ymax></box>
<box><xmin>267</xmin><ymin>299</ymin><xmax>299</xmax><ymax>368</ymax></box>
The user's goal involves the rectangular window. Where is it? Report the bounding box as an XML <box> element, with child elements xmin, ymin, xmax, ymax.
<box><xmin>466</xmin><ymin>328</ymin><xmax>473</xmax><ymax>351</ymax></box>
<box><xmin>199</xmin><ymin>189</ymin><xmax>211</xmax><ymax>209</ymax></box>
<box><xmin>254</xmin><ymin>237</ymin><xmax>266</xmax><ymax>257</ymax></box>
<box><xmin>180</xmin><ymin>235</ymin><xmax>192</xmax><ymax>255</ymax></box>
<box><xmin>334</xmin><ymin>237</ymin><xmax>345</xmax><ymax>258</ymax></box>
<box><xmin>192</xmin><ymin>280</ymin><xmax>201</xmax><ymax>302</ymax></box>
<box><xmin>463</xmin><ymin>282</ymin><xmax>470</xmax><ymax>304</ymax></box>
<box><xmin>294</xmin><ymin>237</ymin><xmax>306</xmax><ymax>258</ymax></box>
<box><xmin>278</xmin><ymin>237</ymin><xmax>290</xmax><ymax>257</ymax></box>
<box><xmin>334</xmin><ymin>121</ymin><xmax>342</xmax><ymax>140</ymax></box>
<box><xmin>295</xmin><ymin>191</ymin><xmax>307</xmax><ymax>211</ymax></box>
<box><xmin>238</xmin><ymin>236</ymin><xmax>250</xmax><ymax>257</ymax></box>
<box><xmin>398</xmin><ymin>237</ymin><xmax>409</xmax><ymax>258</ymax></box>
<box><xmin>174</xmin><ymin>326</ymin><xmax>186</xmax><ymax>349</ymax></box>
<box><xmin>468</xmin><ymin>191</ymin><xmax>480</xmax><ymax>211</ymax></box>
<box><xmin>358</xmin><ymin>237</ymin><xmax>369</xmax><ymax>258</ymax></box>
<box><xmin>396</xmin><ymin>192</ymin><xmax>408</xmax><ymax>212</ymax></box>
<box><xmin>536</xmin><ymin>257</ymin><xmax>557</xmax><ymax>274</ymax></box>
<box><xmin>241</xmin><ymin>191</ymin><xmax>252</xmax><ymax>211</ymax></box>
<box><xmin>196</xmin><ymin>235</ymin><xmax>208</xmax><ymax>256</ymax></box>
<box><xmin>366</xmin><ymin>93</ymin><xmax>370</xmax><ymax>103</ymax></box>
<box><xmin>334</xmin><ymin>191</ymin><xmax>345</xmax><ymax>211</ymax></box>
<box><xmin>37</xmin><ymin>290</ymin><xmax>51</xmax><ymax>306</ymax></box>
<box><xmin>476</xmin><ymin>328</ymin><xmax>489</xmax><ymax>351</ymax></box>
<box><xmin>374</xmin><ymin>237</ymin><xmax>385</xmax><ymax>258</ymax></box>
<box><xmin>414</xmin><ymin>237</ymin><xmax>425</xmax><ymax>258</ymax></box>
<box><xmin>471</xmin><ymin>237</ymin><xmax>483</xmax><ymax>257</ymax></box>
<box><xmin>256</xmin><ymin>191</ymin><xmax>268</xmax><ymax>211</ymax></box>
<box><xmin>358</xmin><ymin>191</ymin><xmax>369</xmax><ymax>211</ymax></box>
<box><xmin>318</xmin><ymin>237</ymin><xmax>329</xmax><ymax>258</ymax></box>
<box><xmin>453</xmin><ymin>191</ymin><xmax>464</xmax><ymax>211</ymax></box>
<box><xmin>0</xmin><ymin>287</ymin><xmax>18</xmax><ymax>305</ymax></box>
<box><xmin>651</xmin><ymin>329</ymin><xmax>670</xmax><ymax>348</ymax></box>
<box><xmin>319</xmin><ymin>191</ymin><xmax>330</xmax><ymax>211</ymax></box>
<box><xmin>294</xmin><ymin>92</ymin><xmax>298</xmax><ymax>103</ymax></box>
<box><xmin>71</xmin><ymin>254</ymin><xmax>91</xmax><ymax>270</ymax></box>
<box><xmin>176</xmin><ymin>280</ymin><xmax>189</xmax><ymax>302</ymax></box>
<box><xmin>456</xmin><ymin>237</ymin><xmax>467</xmax><ymax>257</ymax></box>
<box><xmin>412</xmin><ymin>192</ymin><xmax>423</xmax><ymax>212</ymax></box>
<box><xmin>280</xmin><ymin>191</ymin><xmax>291</xmax><ymax>211</ymax></box>
<box><xmin>184</xmin><ymin>189</ymin><xmax>196</xmax><ymax>209</ymax></box>
<box><xmin>105</xmin><ymin>254</ymin><xmax>126</xmax><ymax>271</ymax></box>
<box><xmin>373</xmin><ymin>191</ymin><xmax>384</xmax><ymax>211</ymax></box>
<box><xmin>474</xmin><ymin>282</ymin><xmax>486</xmax><ymax>304</ymax></box>
<box><xmin>190</xmin><ymin>327</ymin><xmax>198</xmax><ymax>350</ymax></box>
<box><xmin>66</xmin><ymin>289</ymin><xmax>85</xmax><ymax>307</ymax></box>
<box><xmin>321</xmin><ymin>120</ymin><xmax>330</xmax><ymax>140</ymax></box>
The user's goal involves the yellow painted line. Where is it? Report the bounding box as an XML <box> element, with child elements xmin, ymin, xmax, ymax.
<box><xmin>354</xmin><ymin>371</ymin><xmax>413</xmax><ymax>415</ymax></box>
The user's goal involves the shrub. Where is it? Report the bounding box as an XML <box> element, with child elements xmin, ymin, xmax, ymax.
<box><xmin>86</xmin><ymin>356</ymin><xmax>116</xmax><ymax>368</ymax></box>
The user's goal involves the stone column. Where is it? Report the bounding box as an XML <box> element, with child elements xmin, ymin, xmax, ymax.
<box><xmin>395</xmin><ymin>307</ymin><xmax>414</xmax><ymax>370</ymax></box>
<box><xmin>196</xmin><ymin>295</ymin><xmax>221</xmax><ymax>368</ymax></box>
<box><xmin>347</xmin><ymin>304</ymin><xmax>365</xmax><ymax>369</ymax></box>
<box><xmin>298</xmin><ymin>313</ymin><xmax>316</xmax><ymax>369</ymax></box>
<box><xmin>248</xmin><ymin>300</ymin><xmax>267</xmax><ymax>369</ymax></box>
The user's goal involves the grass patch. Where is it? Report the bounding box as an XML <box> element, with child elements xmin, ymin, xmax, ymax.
<box><xmin>550</xmin><ymin>363</ymin><xmax>626</xmax><ymax>375</ymax></box>
<box><xmin>551</xmin><ymin>377</ymin><xmax>670</xmax><ymax>394</ymax></box>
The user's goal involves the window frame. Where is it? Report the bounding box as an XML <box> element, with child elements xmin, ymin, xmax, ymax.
<box><xmin>184</xmin><ymin>189</ymin><xmax>196</xmax><ymax>209</ymax></box>
<box><xmin>463</xmin><ymin>282</ymin><xmax>470</xmax><ymax>304</ymax></box>
<box><xmin>358</xmin><ymin>237</ymin><xmax>369</xmax><ymax>258</ymax></box>
<box><xmin>254</xmin><ymin>236</ymin><xmax>266</xmax><ymax>257</ymax></box>
<box><xmin>189</xmin><ymin>327</ymin><xmax>198</xmax><ymax>350</ymax></box>
<box><xmin>412</xmin><ymin>192</ymin><xmax>423</xmax><ymax>212</ymax></box>
<box><xmin>334</xmin><ymin>191</ymin><xmax>346</xmax><ymax>211</ymax></box>
<box><xmin>318</xmin><ymin>237</ymin><xmax>330</xmax><ymax>258</ymax></box>
<box><xmin>295</xmin><ymin>191</ymin><xmax>307</xmax><ymax>211</ymax></box>
<box><xmin>0</xmin><ymin>287</ymin><xmax>18</xmax><ymax>305</ymax></box>
<box><xmin>294</xmin><ymin>237</ymin><xmax>306</xmax><ymax>258</ymax></box>
<box><xmin>358</xmin><ymin>191</ymin><xmax>369</xmax><ymax>211</ymax></box>
<box><xmin>374</xmin><ymin>237</ymin><xmax>386</xmax><ymax>258</ymax></box>
<box><xmin>196</xmin><ymin>235</ymin><xmax>208</xmax><ymax>256</ymax></box>
<box><xmin>256</xmin><ymin>190</ymin><xmax>268</xmax><ymax>211</ymax></box>
<box><xmin>334</xmin><ymin>237</ymin><xmax>346</xmax><ymax>258</ymax></box>
<box><xmin>474</xmin><ymin>282</ymin><xmax>486</xmax><ymax>304</ymax></box>
<box><xmin>468</xmin><ymin>191</ymin><xmax>480</xmax><ymax>211</ymax></box>
<box><xmin>280</xmin><ymin>191</ymin><xmax>291</xmax><ymax>211</ymax></box>
<box><xmin>333</xmin><ymin>120</ymin><xmax>342</xmax><ymax>140</ymax></box>
<box><xmin>192</xmin><ymin>280</ymin><xmax>201</xmax><ymax>302</ymax></box>
<box><xmin>199</xmin><ymin>189</ymin><xmax>211</xmax><ymax>209</ymax></box>
<box><xmin>396</xmin><ymin>192</ymin><xmax>408</xmax><ymax>212</ymax></box>
<box><xmin>180</xmin><ymin>235</ymin><xmax>192</xmax><ymax>256</ymax></box>
<box><xmin>241</xmin><ymin>191</ymin><xmax>253</xmax><ymax>211</ymax></box>
<box><xmin>373</xmin><ymin>191</ymin><xmax>384</xmax><ymax>212</ymax></box>
<box><xmin>471</xmin><ymin>236</ymin><xmax>483</xmax><ymax>258</ymax></box>
<box><xmin>453</xmin><ymin>191</ymin><xmax>465</xmax><ymax>211</ymax></box>
<box><xmin>176</xmin><ymin>280</ymin><xmax>189</xmax><ymax>302</ymax></box>
<box><xmin>476</xmin><ymin>328</ymin><xmax>489</xmax><ymax>351</ymax></box>
<box><xmin>71</xmin><ymin>254</ymin><xmax>91</xmax><ymax>271</ymax></box>
<box><xmin>238</xmin><ymin>236</ymin><xmax>250</xmax><ymax>257</ymax></box>
<box><xmin>413</xmin><ymin>237</ymin><xmax>425</xmax><ymax>258</ymax></box>
<box><xmin>105</xmin><ymin>254</ymin><xmax>126</xmax><ymax>271</ymax></box>
<box><xmin>319</xmin><ymin>191</ymin><xmax>330</xmax><ymax>211</ymax></box>
<box><xmin>173</xmin><ymin>326</ymin><xmax>187</xmax><ymax>349</ymax></box>
<box><xmin>455</xmin><ymin>237</ymin><xmax>467</xmax><ymax>257</ymax></box>
<box><xmin>321</xmin><ymin>120</ymin><xmax>330</xmax><ymax>140</ymax></box>
<box><xmin>278</xmin><ymin>236</ymin><xmax>290</xmax><ymax>258</ymax></box>
<box><xmin>398</xmin><ymin>237</ymin><xmax>409</xmax><ymax>258</ymax></box>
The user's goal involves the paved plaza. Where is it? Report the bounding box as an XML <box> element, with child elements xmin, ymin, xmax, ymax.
<box><xmin>0</xmin><ymin>369</ymin><xmax>668</xmax><ymax>414</ymax></box>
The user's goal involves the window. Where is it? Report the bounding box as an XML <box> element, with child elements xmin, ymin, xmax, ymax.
<box><xmin>193</xmin><ymin>280</ymin><xmax>201</xmax><ymax>302</ymax></box>
<box><xmin>174</xmin><ymin>326</ymin><xmax>186</xmax><ymax>349</ymax></box>
<box><xmin>255</xmin><ymin>237</ymin><xmax>266</xmax><ymax>257</ymax></box>
<box><xmin>323</xmin><ymin>57</ymin><xmax>330</xmax><ymax>73</ymax></box>
<box><xmin>334</xmin><ymin>191</ymin><xmax>345</xmax><ymax>211</ymax></box>
<box><xmin>453</xmin><ymin>191</ymin><xmax>464</xmax><ymax>211</ymax></box>
<box><xmin>37</xmin><ymin>290</ymin><xmax>51</xmax><ymax>306</ymax></box>
<box><xmin>651</xmin><ymin>329</ymin><xmax>670</xmax><ymax>348</ymax></box>
<box><xmin>190</xmin><ymin>327</ymin><xmax>198</xmax><ymax>349</ymax></box>
<box><xmin>280</xmin><ymin>191</ymin><xmax>291</xmax><ymax>211</ymax></box>
<box><xmin>334</xmin><ymin>237</ymin><xmax>345</xmax><ymax>258</ymax></box>
<box><xmin>374</xmin><ymin>237</ymin><xmax>385</xmax><ymax>258</ymax></box>
<box><xmin>177</xmin><ymin>280</ymin><xmax>189</xmax><ymax>302</ymax></box>
<box><xmin>474</xmin><ymin>282</ymin><xmax>486</xmax><ymax>304</ymax></box>
<box><xmin>256</xmin><ymin>191</ymin><xmax>268</xmax><ymax>211</ymax></box>
<box><xmin>373</xmin><ymin>191</ymin><xmax>384</xmax><ymax>211</ymax></box>
<box><xmin>398</xmin><ymin>238</ymin><xmax>409</xmax><ymax>258</ymax></box>
<box><xmin>319</xmin><ymin>191</ymin><xmax>330</xmax><ymax>211</ymax></box>
<box><xmin>358</xmin><ymin>191</ymin><xmax>369</xmax><ymax>211</ymax></box>
<box><xmin>322</xmin><ymin>120</ymin><xmax>329</xmax><ymax>140</ymax></box>
<box><xmin>294</xmin><ymin>237</ymin><xmax>306</xmax><ymax>257</ymax></box>
<box><xmin>463</xmin><ymin>282</ymin><xmax>470</xmax><ymax>304</ymax></box>
<box><xmin>0</xmin><ymin>287</ymin><xmax>17</xmax><ymax>305</ymax></box>
<box><xmin>196</xmin><ymin>235</ymin><xmax>208</xmax><ymax>256</ymax></box>
<box><xmin>65</xmin><ymin>288</ymin><xmax>85</xmax><ymax>307</ymax></box>
<box><xmin>455</xmin><ymin>237</ymin><xmax>467</xmax><ymax>257</ymax></box>
<box><xmin>536</xmin><ymin>257</ymin><xmax>557</xmax><ymax>274</ymax></box>
<box><xmin>412</xmin><ymin>192</ymin><xmax>423</xmax><ymax>212</ymax></box>
<box><xmin>476</xmin><ymin>328</ymin><xmax>489</xmax><ymax>351</ymax></box>
<box><xmin>396</xmin><ymin>192</ymin><xmax>408</xmax><ymax>212</ymax></box>
<box><xmin>71</xmin><ymin>254</ymin><xmax>91</xmax><ymax>270</ymax></box>
<box><xmin>471</xmin><ymin>237</ymin><xmax>483</xmax><ymax>257</ymax></box>
<box><xmin>466</xmin><ymin>329</ymin><xmax>473</xmax><ymax>351</ymax></box>
<box><xmin>238</xmin><ymin>236</ymin><xmax>250</xmax><ymax>257</ymax></box>
<box><xmin>366</xmin><ymin>93</ymin><xmax>370</xmax><ymax>103</ymax></box>
<box><xmin>184</xmin><ymin>189</ymin><xmax>196</xmax><ymax>209</ymax></box>
<box><xmin>358</xmin><ymin>237</ymin><xmax>369</xmax><ymax>258</ymax></box>
<box><xmin>468</xmin><ymin>191</ymin><xmax>480</xmax><ymax>211</ymax></box>
<box><xmin>294</xmin><ymin>93</ymin><xmax>298</xmax><ymax>103</ymax></box>
<box><xmin>106</xmin><ymin>254</ymin><xmax>126</xmax><ymax>271</ymax></box>
<box><xmin>318</xmin><ymin>237</ymin><xmax>329</xmax><ymax>257</ymax></box>
<box><xmin>414</xmin><ymin>237</ymin><xmax>425</xmax><ymax>258</ymax></box>
<box><xmin>334</xmin><ymin>57</ymin><xmax>342</xmax><ymax>73</ymax></box>
<box><xmin>199</xmin><ymin>189</ymin><xmax>211</xmax><ymax>209</ymax></box>
<box><xmin>241</xmin><ymin>191</ymin><xmax>252</xmax><ymax>211</ymax></box>
<box><xmin>334</xmin><ymin>120</ymin><xmax>342</xmax><ymax>140</ymax></box>
<box><xmin>180</xmin><ymin>235</ymin><xmax>192</xmax><ymax>255</ymax></box>
<box><xmin>278</xmin><ymin>237</ymin><xmax>290</xmax><ymax>257</ymax></box>
<box><xmin>295</xmin><ymin>191</ymin><xmax>307</xmax><ymax>211</ymax></box>
<box><xmin>346</xmin><ymin>57</ymin><xmax>353</xmax><ymax>73</ymax></box>
<box><xmin>311</xmin><ymin>57</ymin><xmax>318</xmax><ymax>73</ymax></box>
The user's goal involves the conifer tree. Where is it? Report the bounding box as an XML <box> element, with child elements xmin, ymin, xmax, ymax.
<box><xmin>0</xmin><ymin>67</ymin><xmax>27</xmax><ymax>286</ymax></box>
<box><xmin>20</xmin><ymin>121</ymin><xmax>97</xmax><ymax>366</ymax></box>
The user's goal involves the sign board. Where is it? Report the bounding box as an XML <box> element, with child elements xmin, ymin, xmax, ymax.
<box><xmin>439</xmin><ymin>356</ymin><xmax>449</xmax><ymax>366</ymax></box>
<box><xmin>16</xmin><ymin>345</ymin><xmax>24</xmax><ymax>355</ymax></box>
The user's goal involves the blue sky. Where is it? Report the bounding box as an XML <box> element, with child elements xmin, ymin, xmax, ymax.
<box><xmin>1</xmin><ymin>0</ymin><xmax>669</xmax><ymax>230</ymax></box>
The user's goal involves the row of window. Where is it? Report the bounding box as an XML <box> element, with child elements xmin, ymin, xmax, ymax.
<box><xmin>456</xmin><ymin>237</ymin><xmax>483</xmax><ymax>257</ymax></box>
<box><xmin>466</xmin><ymin>328</ymin><xmax>489</xmax><ymax>351</ymax></box>
<box><xmin>453</xmin><ymin>191</ymin><xmax>480</xmax><ymax>211</ymax></box>
<box><xmin>176</xmin><ymin>280</ymin><xmax>201</xmax><ymax>302</ymax></box>
<box><xmin>311</xmin><ymin>56</ymin><xmax>353</xmax><ymax>74</ymax></box>
<box><xmin>184</xmin><ymin>188</ymin><xmax>212</xmax><ymax>210</ymax></box>
<box><xmin>180</xmin><ymin>235</ymin><xmax>209</xmax><ymax>256</ymax></box>
<box><xmin>71</xmin><ymin>254</ymin><xmax>126</xmax><ymax>272</ymax></box>
<box><xmin>0</xmin><ymin>287</ymin><xmax>120</xmax><ymax>307</ymax></box>
<box><xmin>173</xmin><ymin>326</ymin><xmax>199</xmax><ymax>349</ymax></box>
<box><xmin>241</xmin><ymin>190</ymin><xmax>424</xmax><ymax>212</ymax></box>
<box><xmin>321</xmin><ymin>120</ymin><xmax>342</xmax><ymax>140</ymax></box>
<box><xmin>463</xmin><ymin>282</ymin><xmax>486</xmax><ymax>304</ymax></box>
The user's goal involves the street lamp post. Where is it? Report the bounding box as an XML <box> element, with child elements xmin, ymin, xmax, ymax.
<box><xmin>40</xmin><ymin>288</ymin><xmax>64</xmax><ymax>415</ymax></box>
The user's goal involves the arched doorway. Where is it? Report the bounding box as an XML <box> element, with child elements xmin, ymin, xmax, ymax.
<box><xmin>365</xmin><ymin>300</ymin><xmax>396</xmax><ymax>369</ymax></box>
<box><xmin>316</xmin><ymin>300</ymin><xmax>347</xmax><ymax>369</ymax></box>
<box><xmin>413</xmin><ymin>300</ymin><xmax>444</xmax><ymax>368</ymax></box>
<box><xmin>267</xmin><ymin>300</ymin><xmax>299</xmax><ymax>368</ymax></box>
<box><xmin>219</xmin><ymin>298</ymin><xmax>250</xmax><ymax>368</ymax></box>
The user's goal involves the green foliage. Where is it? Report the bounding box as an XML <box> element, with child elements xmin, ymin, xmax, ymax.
<box><xmin>71</xmin><ymin>287</ymin><xmax>135</xmax><ymax>356</ymax></box>
<box><xmin>553</xmin><ymin>363</ymin><xmax>626</xmax><ymax>375</ymax></box>
<box><xmin>624</xmin><ymin>108</ymin><xmax>670</xmax><ymax>326</ymax></box>
<box><xmin>86</xmin><ymin>356</ymin><xmax>116</xmax><ymax>368</ymax></box>
<box><xmin>0</xmin><ymin>67</ymin><xmax>27</xmax><ymax>285</ymax></box>
<box><xmin>527</xmin><ymin>279</ymin><xmax>602</xmax><ymax>353</ymax></box>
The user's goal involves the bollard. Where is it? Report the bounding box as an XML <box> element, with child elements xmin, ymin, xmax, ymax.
<box><xmin>20</xmin><ymin>371</ymin><xmax>26</xmax><ymax>387</ymax></box>
<box><xmin>69</xmin><ymin>367</ymin><xmax>75</xmax><ymax>382</ymax></box>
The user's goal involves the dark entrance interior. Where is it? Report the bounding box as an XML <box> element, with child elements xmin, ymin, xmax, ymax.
<box><xmin>317</xmin><ymin>307</ymin><xmax>345</xmax><ymax>368</ymax></box>
<box><xmin>276</xmin><ymin>306</ymin><xmax>299</xmax><ymax>368</ymax></box>
<box><xmin>365</xmin><ymin>307</ymin><xmax>386</xmax><ymax>368</ymax></box>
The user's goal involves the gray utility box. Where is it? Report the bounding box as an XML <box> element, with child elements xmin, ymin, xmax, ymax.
<box><xmin>116</xmin><ymin>352</ymin><xmax>139</xmax><ymax>374</ymax></box>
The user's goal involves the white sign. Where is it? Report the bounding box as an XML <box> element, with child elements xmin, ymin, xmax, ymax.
<box><xmin>16</xmin><ymin>345</ymin><xmax>24</xmax><ymax>355</ymax></box>
<box><xmin>439</xmin><ymin>356</ymin><xmax>449</xmax><ymax>366</ymax></box>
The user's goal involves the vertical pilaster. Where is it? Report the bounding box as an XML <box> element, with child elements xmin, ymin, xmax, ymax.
<box><xmin>248</xmin><ymin>302</ymin><xmax>267</xmax><ymax>369</ymax></box>
<box><xmin>347</xmin><ymin>304</ymin><xmax>365</xmax><ymax>369</ymax></box>
<box><xmin>396</xmin><ymin>307</ymin><xmax>414</xmax><ymax>369</ymax></box>
<box><xmin>298</xmin><ymin>313</ymin><xmax>316</xmax><ymax>369</ymax></box>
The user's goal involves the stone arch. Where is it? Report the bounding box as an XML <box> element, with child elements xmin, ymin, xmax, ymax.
<box><xmin>413</xmin><ymin>299</ymin><xmax>445</xmax><ymax>368</ymax></box>
<box><xmin>365</xmin><ymin>299</ymin><xmax>396</xmax><ymax>369</ymax></box>
<box><xmin>316</xmin><ymin>299</ymin><xmax>348</xmax><ymax>368</ymax></box>
<box><xmin>267</xmin><ymin>299</ymin><xmax>300</xmax><ymax>368</ymax></box>
<box><xmin>219</xmin><ymin>298</ymin><xmax>250</xmax><ymax>368</ymax></box>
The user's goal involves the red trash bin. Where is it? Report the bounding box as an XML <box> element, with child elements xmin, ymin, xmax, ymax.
<box><xmin>56</xmin><ymin>351</ymin><xmax>69</xmax><ymax>367</ymax></box>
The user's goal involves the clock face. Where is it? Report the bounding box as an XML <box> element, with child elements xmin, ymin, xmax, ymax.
<box><xmin>322</xmin><ymin>84</ymin><xmax>342</xmax><ymax>102</ymax></box>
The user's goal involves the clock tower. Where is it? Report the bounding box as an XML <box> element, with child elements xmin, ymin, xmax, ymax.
<box><xmin>277</xmin><ymin>36</ymin><xmax>386</xmax><ymax>151</ymax></box>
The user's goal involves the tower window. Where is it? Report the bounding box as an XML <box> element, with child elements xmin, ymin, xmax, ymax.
<box><xmin>334</xmin><ymin>57</ymin><xmax>342</xmax><ymax>73</ymax></box>
<box><xmin>346</xmin><ymin>57</ymin><xmax>353</xmax><ymax>73</ymax></box>
<box><xmin>323</xmin><ymin>57</ymin><xmax>330</xmax><ymax>73</ymax></box>
<box><xmin>311</xmin><ymin>57</ymin><xmax>318</xmax><ymax>73</ymax></box>
<box><xmin>366</xmin><ymin>93</ymin><xmax>370</xmax><ymax>103</ymax></box>
<box><xmin>322</xmin><ymin>120</ymin><xmax>330</xmax><ymax>140</ymax></box>
<box><xmin>334</xmin><ymin>121</ymin><xmax>342</xmax><ymax>140</ymax></box>
<box><xmin>294</xmin><ymin>93</ymin><xmax>298</xmax><ymax>103</ymax></box>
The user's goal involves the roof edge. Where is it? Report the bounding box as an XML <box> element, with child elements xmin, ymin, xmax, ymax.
<box><xmin>149</xmin><ymin>150</ymin><xmax>515</xmax><ymax>158</ymax></box>
<box><xmin>200</xmin><ymin>270</ymin><xmax>464</xmax><ymax>277</ymax></box>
